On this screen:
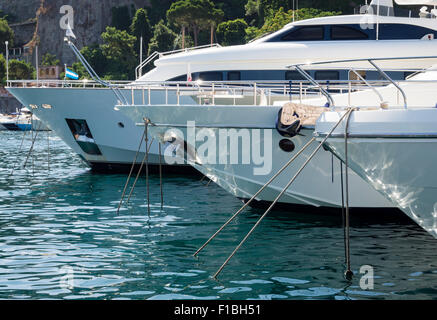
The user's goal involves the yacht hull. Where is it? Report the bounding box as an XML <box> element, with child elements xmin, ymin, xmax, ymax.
<box><xmin>7</xmin><ymin>87</ymin><xmax>194</xmax><ymax>173</ymax></box>
<box><xmin>119</xmin><ymin>104</ymin><xmax>393</xmax><ymax>210</ymax></box>
<box><xmin>316</xmin><ymin>109</ymin><xmax>437</xmax><ymax>237</ymax></box>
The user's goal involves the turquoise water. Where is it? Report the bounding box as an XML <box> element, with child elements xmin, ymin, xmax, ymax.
<box><xmin>0</xmin><ymin>131</ymin><xmax>436</xmax><ymax>300</ymax></box>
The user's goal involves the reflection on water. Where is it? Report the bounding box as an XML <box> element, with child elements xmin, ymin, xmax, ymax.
<box><xmin>0</xmin><ymin>131</ymin><xmax>436</xmax><ymax>300</ymax></box>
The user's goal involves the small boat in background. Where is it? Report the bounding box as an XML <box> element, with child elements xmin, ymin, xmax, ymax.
<box><xmin>0</xmin><ymin>107</ymin><xmax>49</xmax><ymax>131</ymax></box>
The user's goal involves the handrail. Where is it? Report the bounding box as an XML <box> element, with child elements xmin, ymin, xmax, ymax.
<box><xmin>368</xmin><ymin>59</ymin><xmax>407</xmax><ymax>109</ymax></box>
<box><xmin>287</xmin><ymin>54</ymin><xmax>437</xmax><ymax>110</ymax></box>
<box><xmin>8</xmin><ymin>76</ymin><xmax>435</xmax><ymax>109</ymax></box>
<box><xmin>350</xmin><ymin>67</ymin><xmax>384</xmax><ymax>103</ymax></box>
<box><xmin>135</xmin><ymin>43</ymin><xmax>222</xmax><ymax>80</ymax></box>
<box><xmin>294</xmin><ymin>65</ymin><xmax>335</xmax><ymax>108</ymax></box>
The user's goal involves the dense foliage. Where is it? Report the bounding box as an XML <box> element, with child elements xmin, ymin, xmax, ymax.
<box><xmin>41</xmin><ymin>53</ymin><xmax>60</xmax><ymax>66</ymax></box>
<box><xmin>0</xmin><ymin>18</ymin><xmax>14</xmax><ymax>53</ymax></box>
<box><xmin>2</xmin><ymin>0</ymin><xmax>360</xmax><ymax>81</ymax></box>
<box><xmin>8</xmin><ymin>59</ymin><xmax>35</xmax><ymax>80</ymax></box>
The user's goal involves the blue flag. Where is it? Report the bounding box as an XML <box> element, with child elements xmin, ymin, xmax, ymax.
<box><xmin>65</xmin><ymin>67</ymin><xmax>79</xmax><ymax>80</ymax></box>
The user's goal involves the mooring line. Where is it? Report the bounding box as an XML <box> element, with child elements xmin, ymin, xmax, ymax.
<box><xmin>212</xmin><ymin>108</ymin><xmax>354</xmax><ymax>279</ymax></box>
<box><xmin>340</xmin><ymin>161</ymin><xmax>346</xmax><ymax>261</ymax></box>
<box><xmin>158</xmin><ymin>142</ymin><xmax>164</xmax><ymax>210</ymax></box>
<box><xmin>47</xmin><ymin>129</ymin><xmax>50</xmax><ymax>174</ymax></box>
<box><xmin>125</xmin><ymin>121</ymin><xmax>154</xmax><ymax>206</ymax></box>
<box><xmin>10</xmin><ymin>117</ymin><xmax>31</xmax><ymax>176</ymax></box>
<box><xmin>116</xmin><ymin>126</ymin><xmax>147</xmax><ymax>215</ymax></box>
<box><xmin>23</xmin><ymin>117</ymin><xmax>42</xmax><ymax>170</ymax></box>
<box><xmin>125</xmin><ymin>137</ymin><xmax>155</xmax><ymax>205</ymax></box>
<box><xmin>31</xmin><ymin>116</ymin><xmax>34</xmax><ymax>176</ymax></box>
<box><xmin>145</xmin><ymin>119</ymin><xmax>151</xmax><ymax>217</ymax></box>
<box><xmin>193</xmin><ymin>137</ymin><xmax>316</xmax><ymax>258</ymax></box>
<box><xmin>343</xmin><ymin>109</ymin><xmax>355</xmax><ymax>281</ymax></box>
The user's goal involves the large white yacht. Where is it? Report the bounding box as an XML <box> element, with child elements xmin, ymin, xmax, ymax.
<box><xmin>7</xmin><ymin>0</ymin><xmax>437</xmax><ymax>172</ymax></box>
<box><xmin>117</xmin><ymin>55</ymin><xmax>437</xmax><ymax>213</ymax></box>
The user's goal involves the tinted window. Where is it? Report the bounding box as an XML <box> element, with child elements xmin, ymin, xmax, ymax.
<box><xmin>379</xmin><ymin>23</ymin><xmax>437</xmax><ymax>40</ymax></box>
<box><xmin>285</xmin><ymin>71</ymin><xmax>306</xmax><ymax>81</ymax></box>
<box><xmin>315</xmin><ymin>71</ymin><xmax>339</xmax><ymax>81</ymax></box>
<box><xmin>227</xmin><ymin>71</ymin><xmax>241</xmax><ymax>81</ymax></box>
<box><xmin>199</xmin><ymin>72</ymin><xmax>223</xmax><ymax>81</ymax></box>
<box><xmin>65</xmin><ymin>119</ymin><xmax>102</xmax><ymax>155</ymax></box>
<box><xmin>168</xmin><ymin>75</ymin><xmax>187</xmax><ymax>81</ymax></box>
<box><xmin>331</xmin><ymin>25</ymin><xmax>368</xmax><ymax>40</ymax></box>
<box><xmin>281</xmin><ymin>26</ymin><xmax>324</xmax><ymax>41</ymax></box>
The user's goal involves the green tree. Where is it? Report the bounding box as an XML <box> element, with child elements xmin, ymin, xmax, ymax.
<box><xmin>149</xmin><ymin>0</ymin><xmax>175</xmax><ymax>26</ymax></box>
<box><xmin>204</xmin><ymin>5</ymin><xmax>224</xmax><ymax>45</ymax></box>
<box><xmin>101</xmin><ymin>26</ymin><xmax>137</xmax><ymax>80</ymax></box>
<box><xmin>131</xmin><ymin>8</ymin><xmax>153</xmax><ymax>59</ymax></box>
<box><xmin>9</xmin><ymin>59</ymin><xmax>35</xmax><ymax>80</ymax></box>
<box><xmin>247</xmin><ymin>7</ymin><xmax>341</xmax><ymax>41</ymax></box>
<box><xmin>217</xmin><ymin>19</ymin><xmax>248</xmax><ymax>46</ymax></box>
<box><xmin>0</xmin><ymin>18</ymin><xmax>14</xmax><ymax>53</ymax></box>
<box><xmin>245</xmin><ymin>0</ymin><xmax>353</xmax><ymax>26</ymax></box>
<box><xmin>111</xmin><ymin>6</ymin><xmax>132</xmax><ymax>31</ymax></box>
<box><xmin>81</xmin><ymin>44</ymin><xmax>107</xmax><ymax>76</ymax></box>
<box><xmin>147</xmin><ymin>20</ymin><xmax>178</xmax><ymax>55</ymax></box>
<box><xmin>167</xmin><ymin>0</ymin><xmax>224</xmax><ymax>47</ymax></box>
<box><xmin>215</xmin><ymin>0</ymin><xmax>247</xmax><ymax>21</ymax></box>
<box><xmin>41</xmin><ymin>53</ymin><xmax>60</xmax><ymax>66</ymax></box>
<box><xmin>68</xmin><ymin>44</ymin><xmax>108</xmax><ymax>79</ymax></box>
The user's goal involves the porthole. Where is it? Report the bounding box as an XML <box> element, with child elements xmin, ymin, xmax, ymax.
<box><xmin>279</xmin><ymin>139</ymin><xmax>295</xmax><ymax>152</ymax></box>
<box><xmin>118</xmin><ymin>122</ymin><xmax>125</xmax><ymax>128</ymax></box>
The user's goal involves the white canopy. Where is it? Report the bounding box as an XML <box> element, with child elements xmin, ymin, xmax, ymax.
<box><xmin>395</xmin><ymin>0</ymin><xmax>437</xmax><ymax>5</ymax></box>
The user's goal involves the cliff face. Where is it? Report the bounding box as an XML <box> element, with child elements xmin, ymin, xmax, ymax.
<box><xmin>1</xmin><ymin>0</ymin><xmax>150</xmax><ymax>112</ymax></box>
<box><xmin>1</xmin><ymin>0</ymin><xmax>151</xmax><ymax>65</ymax></box>
<box><xmin>0</xmin><ymin>0</ymin><xmax>41</xmax><ymax>22</ymax></box>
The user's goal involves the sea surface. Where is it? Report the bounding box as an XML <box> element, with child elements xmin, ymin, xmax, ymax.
<box><xmin>0</xmin><ymin>131</ymin><xmax>436</xmax><ymax>300</ymax></box>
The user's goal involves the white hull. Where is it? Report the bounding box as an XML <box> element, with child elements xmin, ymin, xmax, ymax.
<box><xmin>119</xmin><ymin>104</ymin><xmax>393</xmax><ymax>209</ymax></box>
<box><xmin>316</xmin><ymin>108</ymin><xmax>437</xmax><ymax>237</ymax></box>
<box><xmin>7</xmin><ymin>87</ymin><xmax>184</xmax><ymax>169</ymax></box>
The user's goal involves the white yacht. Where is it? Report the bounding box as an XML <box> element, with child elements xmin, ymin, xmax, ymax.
<box><xmin>315</xmin><ymin>62</ymin><xmax>437</xmax><ymax>237</ymax></box>
<box><xmin>117</xmin><ymin>58</ymin><xmax>437</xmax><ymax>212</ymax></box>
<box><xmin>7</xmin><ymin>0</ymin><xmax>437</xmax><ymax>172</ymax></box>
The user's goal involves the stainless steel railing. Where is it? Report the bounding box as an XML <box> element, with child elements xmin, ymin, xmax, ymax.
<box><xmin>8</xmin><ymin>78</ymin><xmax>399</xmax><ymax>107</ymax></box>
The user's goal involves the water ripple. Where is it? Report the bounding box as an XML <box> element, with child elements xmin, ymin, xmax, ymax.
<box><xmin>0</xmin><ymin>131</ymin><xmax>436</xmax><ymax>299</ymax></box>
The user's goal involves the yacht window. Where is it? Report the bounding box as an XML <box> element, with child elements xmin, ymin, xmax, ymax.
<box><xmin>331</xmin><ymin>25</ymin><xmax>368</xmax><ymax>40</ymax></box>
<box><xmin>168</xmin><ymin>75</ymin><xmax>187</xmax><ymax>82</ymax></box>
<box><xmin>281</xmin><ymin>26</ymin><xmax>324</xmax><ymax>41</ymax></box>
<box><xmin>349</xmin><ymin>70</ymin><xmax>367</xmax><ymax>81</ymax></box>
<box><xmin>315</xmin><ymin>71</ymin><xmax>339</xmax><ymax>81</ymax></box>
<box><xmin>227</xmin><ymin>71</ymin><xmax>241</xmax><ymax>81</ymax></box>
<box><xmin>199</xmin><ymin>72</ymin><xmax>223</xmax><ymax>81</ymax></box>
<box><xmin>65</xmin><ymin>119</ymin><xmax>102</xmax><ymax>156</ymax></box>
<box><xmin>285</xmin><ymin>71</ymin><xmax>306</xmax><ymax>81</ymax></box>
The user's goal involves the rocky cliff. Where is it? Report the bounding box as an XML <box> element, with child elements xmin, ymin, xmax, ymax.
<box><xmin>0</xmin><ymin>0</ymin><xmax>150</xmax><ymax>112</ymax></box>
<box><xmin>1</xmin><ymin>0</ymin><xmax>151</xmax><ymax>65</ymax></box>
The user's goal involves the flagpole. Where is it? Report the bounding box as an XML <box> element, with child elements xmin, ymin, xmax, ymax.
<box><xmin>36</xmin><ymin>45</ymin><xmax>39</xmax><ymax>86</ymax></box>
<box><xmin>64</xmin><ymin>63</ymin><xmax>67</xmax><ymax>86</ymax></box>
